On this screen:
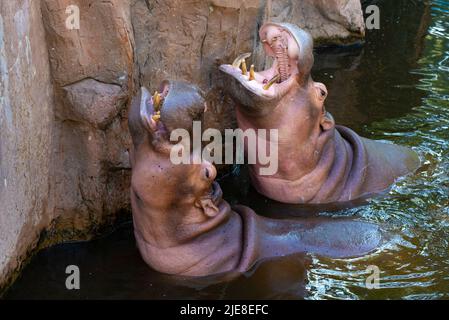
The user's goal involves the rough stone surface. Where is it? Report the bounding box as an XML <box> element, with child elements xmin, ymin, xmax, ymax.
<box><xmin>41</xmin><ymin>0</ymin><xmax>135</xmax><ymax>239</ymax></box>
<box><xmin>61</xmin><ymin>79</ymin><xmax>127</xmax><ymax>129</ymax></box>
<box><xmin>0</xmin><ymin>0</ymin><xmax>134</xmax><ymax>292</ymax></box>
<box><xmin>0</xmin><ymin>0</ymin><xmax>54</xmax><ymax>291</ymax></box>
<box><xmin>41</xmin><ymin>0</ymin><xmax>134</xmax><ymax>87</ymax></box>
<box><xmin>131</xmin><ymin>0</ymin><xmax>365</xmax><ymax>92</ymax></box>
<box><xmin>268</xmin><ymin>0</ymin><xmax>365</xmax><ymax>45</ymax></box>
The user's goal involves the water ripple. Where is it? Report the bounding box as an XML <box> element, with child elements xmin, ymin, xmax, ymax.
<box><xmin>308</xmin><ymin>0</ymin><xmax>449</xmax><ymax>300</ymax></box>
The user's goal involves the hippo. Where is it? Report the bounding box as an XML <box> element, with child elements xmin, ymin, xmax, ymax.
<box><xmin>220</xmin><ymin>22</ymin><xmax>421</xmax><ymax>204</ymax></box>
<box><xmin>128</xmin><ymin>81</ymin><xmax>382</xmax><ymax>277</ymax></box>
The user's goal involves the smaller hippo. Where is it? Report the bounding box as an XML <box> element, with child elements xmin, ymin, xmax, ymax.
<box><xmin>128</xmin><ymin>82</ymin><xmax>382</xmax><ymax>277</ymax></box>
<box><xmin>220</xmin><ymin>22</ymin><xmax>421</xmax><ymax>204</ymax></box>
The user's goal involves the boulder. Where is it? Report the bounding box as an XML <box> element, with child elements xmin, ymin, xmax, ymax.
<box><xmin>268</xmin><ymin>0</ymin><xmax>365</xmax><ymax>45</ymax></box>
<box><xmin>61</xmin><ymin>79</ymin><xmax>127</xmax><ymax>129</ymax></box>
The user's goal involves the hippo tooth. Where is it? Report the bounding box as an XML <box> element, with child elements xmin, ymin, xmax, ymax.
<box><xmin>249</xmin><ymin>65</ymin><xmax>256</xmax><ymax>81</ymax></box>
<box><xmin>241</xmin><ymin>60</ymin><xmax>248</xmax><ymax>75</ymax></box>
<box><xmin>232</xmin><ymin>52</ymin><xmax>252</xmax><ymax>68</ymax></box>
<box><xmin>263</xmin><ymin>74</ymin><xmax>280</xmax><ymax>90</ymax></box>
<box><xmin>153</xmin><ymin>91</ymin><xmax>162</xmax><ymax>111</ymax></box>
<box><xmin>152</xmin><ymin>114</ymin><xmax>161</xmax><ymax>121</ymax></box>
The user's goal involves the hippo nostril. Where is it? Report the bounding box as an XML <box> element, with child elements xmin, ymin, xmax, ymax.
<box><xmin>203</xmin><ymin>164</ymin><xmax>217</xmax><ymax>181</ymax></box>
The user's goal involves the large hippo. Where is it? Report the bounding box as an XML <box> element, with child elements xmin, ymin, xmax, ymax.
<box><xmin>220</xmin><ymin>22</ymin><xmax>421</xmax><ymax>204</ymax></box>
<box><xmin>128</xmin><ymin>81</ymin><xmax>382</xmax><ymax>277</ymax></box>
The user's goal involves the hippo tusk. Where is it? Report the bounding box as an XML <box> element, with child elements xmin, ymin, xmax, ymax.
<box><xmin>232</xmin><ymin>52</ymin><xmax>252</xmax><ymax>68</ymax></box>
<box><xmin>263</xmin><ymin>74</ymin><xmax>281</xmax><ymax>90</ymax></box>
<box><xmin>241</xmin><ymin>59</ymin><xmax>248</xmax><ymax>76</ymax></box>
<box><xmin>153</xmin><ymin>91</ymin><xmax>162</xmax><ymax>111</ymax></box>
<box><xmin>249</xmin><ymin>64</ymin><xmax>256</xmax><ymax>81</ymax></box>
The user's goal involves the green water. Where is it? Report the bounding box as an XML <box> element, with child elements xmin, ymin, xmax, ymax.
<box><xmin>308</xmin><ymin>0</ymin><xmax>449</xmax><ymax>299</ymax></box>
<box><xmin>5</xmin><ymin>0</ymin><xmax>449</xmax><ymax>300</ymax></box>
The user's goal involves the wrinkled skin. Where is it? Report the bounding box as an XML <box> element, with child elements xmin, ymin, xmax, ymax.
<box><xmin>128</xmin><ymin>81</ymin><xmax>382</xmax><ymax>277</ymax></box>
<box><xmin>220</xmin><ymin>22</ymin><xmax>421</xmax><ymax>204</ymax></box>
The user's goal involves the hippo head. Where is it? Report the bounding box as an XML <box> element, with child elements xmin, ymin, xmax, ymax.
<box><xmin>219</xmin><ymin>22</ymin><xmax>334</xmax><ymax>131</ymax></box>
<box><xmin>129</xmin><ymin>81</ymin><xmax>225</xmax><ymax>225</ymax></box>
<box><xmin>138</xmin><ymin>80</ymin><xmax>206</xmax><ymax>138</ymax></box>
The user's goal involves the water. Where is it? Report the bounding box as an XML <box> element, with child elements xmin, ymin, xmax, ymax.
<box><xmin>5</xmin><ymin>0</ymin><xmax>449</xmax><ymax>300</ymax></box>
<box><xmin>306</xmin><ymin>0</ymin><xmax>449</xmax><ymax>299</ymax></box>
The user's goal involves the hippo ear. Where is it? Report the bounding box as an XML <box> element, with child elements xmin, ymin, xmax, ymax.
<box><xmin>195</xmin><ymin>198</ymin><xmax>219</xmax><ymax>218</ymax></box>
<box><xmin>139</xmin><ymin>87</ymin><xmax>172</xmax><ymax>154</ymax></box>
<box><xmin>321</xmin><ymin>111</ymin><xmax>335</xmax><ymax>131</ymax></box>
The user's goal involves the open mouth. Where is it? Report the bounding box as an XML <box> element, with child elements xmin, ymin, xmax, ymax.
<box><xmin>145</xmin><ymin>79</ymin><xmax>206</xmax><ymax>134</ymax></box>
<box><xmin>147</xmin><ymin>80</ymin><xmax>171</xmax><ymax>121</ymax></box>
<box><xmin>219</xmin><ymin>22</ymin><xmax>313</xmax><ymax>101</ymax></box>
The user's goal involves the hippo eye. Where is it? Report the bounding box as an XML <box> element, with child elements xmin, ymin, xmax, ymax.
<box><xmin>320</xmin><ymin>89</ymin><xmax>326</xmax><ymax>98</ymax></box>
<box><xmin>205</xmin><ymin>168</ymin><xmax>210</xmax><ymax>179</ymax></box>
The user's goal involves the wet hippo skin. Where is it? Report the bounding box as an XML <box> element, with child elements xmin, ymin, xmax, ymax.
<box><xmin>220</xmin><ymin>22</ymin><xmax>421</xmax><ymax>204</ymax></box>
<box><xmin>128</xmin><ymin>82</ymin><xmax>382</xmax><ymax>277</ymax></box>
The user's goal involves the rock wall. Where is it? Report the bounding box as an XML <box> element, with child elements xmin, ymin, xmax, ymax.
<box><xmin>269</xmin><ymin>0</ymin><xmax>365</xmax><ymax>44</ymax></box>
<box><xmin>41</xmin><ymin>0</ymin><xmax>135</xmax><ymax>240</ymax></box>
<box><xmin>0</xmin><ymin>0</ymin><xmax>365</xmax><ymax>292</ymax></box>
<box><xmin>0</xmin><ymin>0</ymin><xmax>135</xmax><ymax>293</ymax></box>
<box><xmin>132</xmin><ymin>0</ymin><xmax>365</xmax><ymax>92</ymax></box>
<box><xmin>0</xmin><ymin>0</ymin><xmax>54</xmax><ymax>291</ymax></box>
